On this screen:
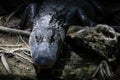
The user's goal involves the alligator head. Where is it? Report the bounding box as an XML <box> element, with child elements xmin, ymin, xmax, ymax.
<box><xmin>29</xmin><ymin>25</ymin><xmax>65</xmax><ymax>69</ymax></box>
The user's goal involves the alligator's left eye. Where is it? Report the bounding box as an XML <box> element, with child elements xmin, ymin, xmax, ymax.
<box><xmin>35</xmin><ymin>35</ymin><xmax>39</xmax><ymax>43</ymax></box>
<box><xmin>35</xmin><ymin>35</ymin><xmax>43</xmax><ymax>44</ymax></box>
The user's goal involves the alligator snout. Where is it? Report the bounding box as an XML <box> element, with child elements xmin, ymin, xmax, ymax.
<box><xmin>29</xmin><ymin>41</ymin><xmax>58</xmax><ymax>68</ymax></box>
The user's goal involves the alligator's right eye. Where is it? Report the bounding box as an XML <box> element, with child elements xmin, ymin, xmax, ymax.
<box><xmin>50</xmin><ymin>35</ymin><xmax>54</xmax><ymax>43</ymax></box>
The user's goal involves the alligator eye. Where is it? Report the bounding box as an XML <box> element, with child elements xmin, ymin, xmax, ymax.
<box><xmin>35</xmin><ymin>36</ymin><xmax>39</xmax><ymax>43</ymax></box>
<box><xmin>50</xmin><ymin>35</ymin><xmax>54</xmax><ymax>42</ymax></box>
<box><xmin>35</xmin><ymin>35</ymin><xmax>43</xmax><ymax>43</ymax></box>
<box><xmin>50</xmin><ymin>32</ymin><xmax>55</xmax><ymax>43</ymax></box>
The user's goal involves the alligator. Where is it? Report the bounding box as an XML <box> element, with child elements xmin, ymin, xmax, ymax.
<box><xmin>15</xmin><ymin>0</ymin><xmax>116</xmax><ymax>77</ymax></box>
<box><xmin>18</xmin><ymin>0</ymin><xmax>96</xmax><ymax>68</ymax></box>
